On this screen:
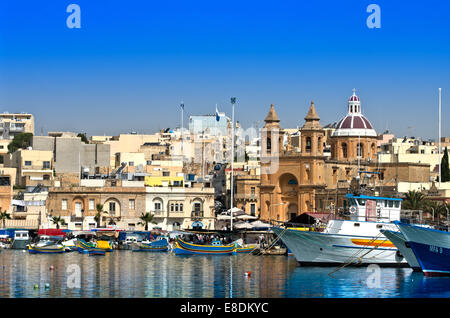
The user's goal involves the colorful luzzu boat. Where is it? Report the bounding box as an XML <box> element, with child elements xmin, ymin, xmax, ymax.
<box><xmin>133</xmin><ymin>238</ymin><xmax>169</xmax><ymax>252</ymax></box>
<box><xmin>173</xmin><ymin>237</ymin><xmax>236</xmax><ymax>255</ymax></box>
<box><xmin>28</xmin><ymin>244</ymin><xmax>65</xmax><ymax>254</ymax></box>
<box><xmin>234</xmin><ymin>245</ymin><xmax>256</xmax><ymax>253</ymax></box>
<box><xmin>77</xmin><ymin>239</ymin><xmax>112</xmax><ymax>253</ymax></box>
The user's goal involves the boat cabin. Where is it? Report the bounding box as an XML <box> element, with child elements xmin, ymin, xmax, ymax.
<box><xmin>14</xmin><ymin>230</ymin><xmax>30</xmax><ymax>240</ymax></box>
<box><xmin>345</xmin><ymin>194</ymin><xmax>402</xmax><ymax>223</ymax></box>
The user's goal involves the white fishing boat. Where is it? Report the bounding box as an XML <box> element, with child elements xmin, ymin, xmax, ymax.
<box><xmin>273</xmin><ymin>194</ymin><xmax>407</xmax><ymax>266</ymax></box>
<box><xmin>380</xmin><ymin>229</ymin><xmax>421</xmax><ymax>271</ymax></box>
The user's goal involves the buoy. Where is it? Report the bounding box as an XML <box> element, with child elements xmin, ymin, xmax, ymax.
<box><xmin>244</xmin><ymin>271</ymin><xmax>251</xmax><ymax>277</ymax></box>
<box><xmin>49</xmin><ymin>266</ymin><xmax>54</xmax><ymax>270</ymax></box>
<box><xmin>45</xmin><ymin>283</ymin><xmax>50</xmax><ymax>289</ymax></box>
<box><xmin>34</xmin><ymin>284</ymin><xmax>39</xmax><ymax>289</ymax></box>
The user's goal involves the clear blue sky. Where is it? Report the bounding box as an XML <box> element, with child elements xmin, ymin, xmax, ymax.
<box><xmin>0</xmin><ymin>1</ymin><xmax>449</xmax><ymax>139</ymax></box>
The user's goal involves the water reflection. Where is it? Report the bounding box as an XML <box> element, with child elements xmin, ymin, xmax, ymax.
<box><xmin>0</xmin><ymin>250</ymin><xmax>449</xmax><ymax>298</ymax></box>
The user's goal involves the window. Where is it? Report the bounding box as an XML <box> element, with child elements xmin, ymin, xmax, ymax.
<box><xmin>250</xmin><ymin>204</ymin><xmax>256</xmax><ymax>216</ymax></box>
<box><xmin>129</xmin><ymin>199</ymin><xmax>135</xmax><ymax>210</ymax></box>
<box><xmin>25</xmin><ymin>161</ymin><xmax>32</xmax><ymax>166</ymax></box>
<box><xmin>342</xmin><ymin>143</ymin><xmax>348</xmax><ymax>158</ymax></box>
<box><xmin>354</xmin><ymin>223</ymin><xmax>360</xmax><ymax>227</ymax></box>
<box><xmin>179</xmin><ymin>203</ymin><xmax>183</xmax><ymax>212</ymax></box>
<box><xmin>43</xmin><ymin>174</ymin><xmax>50</xmax><ymax>180</ymax></box>
<box><xmin>62</xmin><ymin>199</ymin><xmax>68</xmax><ymax>210</ymax></box>
<box><xmin>306</xmin><ymin>137</ymin><xmax>311</xmax><ymax>152</ymax></box>
<box><xmin>251</xmin><ymin>187</ymin><xmax>256</xmax><ymax>196</ymax></box>
<box><xmin>170</xmin><ymin>203</ymin><xmax>174</xmax><ymax>212</ymax></box>
<box><xmin>89</xmin><ymin>199</ymin><xmax>95</xmax><ymax>210</ymax></box>
<box><xmin>162</xmin><ymin>171</ymin><xmax>170</xmax><ymax>177</ymax></box>
<box><xmin>155</xmin><ymin>202</ymin><xmax>162</xmax><ymax>211</ymax></box>
<box><xmin>129</xmin><ymin>162</ymin><xmax>134</xmax><ymax>167</ymax></box>
<box><xmin>175</xmin><ymin>203</ymin><xmax>178</xmax><ymax>212</ymax></box>
<box><xmin>146</xmin><ymin>160</ymin><xmax>152</xmax><ymax>165</ymax></box>
<box><xmin>43</xmin><ymin>161</ymin><xmax>51</xmax><ymax>169</ymax></box>
<box><xmin>109</xmin><ymin>202</ymin><xmax>116</xmax><ymax>212</ymax></box>
<box><xmin>357</xmin><ymin>143</ymin><xmax>364</xmax><ymax>158</ymax></box>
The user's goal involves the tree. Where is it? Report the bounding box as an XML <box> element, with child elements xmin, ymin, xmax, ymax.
<box><xmin>7</xmin><ymin>133</ymin><xmax>33</xmax><ymax>153</ymax></box>
<box><xmin>77</xmin><ymin>133</ymin><xmax>89</xmax><ymax>144</ymax></box>
<box><xmin>95</xmin><ymin>204</ymin><xmax>108</xmax><ymax>228</ymax></box>
<box><xmin>402</xmin><ymin>190</ymin><xmax>427</xmax><ymax>210</ymax></box>
<box><xmin>440</xmin><ymin>147</ymin><xmax>450</xmax><ymax>182</ymax></box>
<box><xmin>51</xmin><ymin>216</ymin><xmax>66</xmax><ymax>229</ymax></box>
<box><xmin>138</xmin><ymin>212</ymin><xmax>157</xmax><ymax>231</ymax></box>
<box><xmin>0</xmin><ymin>209</ymin><xmax>11</xmax><ymax>228</ymax></box>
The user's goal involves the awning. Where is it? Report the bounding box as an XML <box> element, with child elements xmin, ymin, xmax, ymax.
<box><xmin>192</xmin><ymin>221</ymin><xmax>203</xmax><ymax>228</ymax></box>
<box><xmin>38</xmin><ymin>229</ymin><xmax>66</xmax><ymax>237</ymax></box>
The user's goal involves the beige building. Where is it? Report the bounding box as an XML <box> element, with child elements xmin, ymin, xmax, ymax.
<box><xmin>4</xmin><ymin>149</ymin><xmax>54</xmax><ymax>187</ymax></box>
<box><xmin>146</xmin><ymin>183</ymin><xmax>216</xmax><ymax>231</ymax></box>
<box><xmin>0</xmin><ymin>113</ymin><xmax>34</xmax><ymax>140</ymax></box>
<box><xmin>46</xmin><ymin>179</ymin><xmax>146</xmax><ymax>231</ymax></box>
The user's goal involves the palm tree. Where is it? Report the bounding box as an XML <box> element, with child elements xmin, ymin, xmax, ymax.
<box><xmin>138</xmin><ymin>212</ymin><xmax>157</xmax><ymax>231</ymax></box>
<box><xmin>423</xmin><ymin>200</ymin><xmax>442</xmax><ymax>221</ymax></box>
<box><xmin>0</xmin><ymin>209</ymin><xmax>11</xmax><ymax>228</ymax></box>
<box><xmin>51</xmin><ymin>216</ymin><xmax>66</xmax><ymax>229</ymax></box>
<box><xmin>402</xmin><ymin>190</ymin><xmax>427</xmax><ymax>210</ymax></box>
<box><xmin>95</xmin><ymin>204</ymin><xmax>108</xmax><ymax>228</ymax></box>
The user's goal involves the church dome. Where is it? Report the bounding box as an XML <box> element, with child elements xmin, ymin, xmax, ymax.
<box><xmin>331</xmin><ymin>89</ymin><xmax>377</xmax><ymax>137</ymax></box>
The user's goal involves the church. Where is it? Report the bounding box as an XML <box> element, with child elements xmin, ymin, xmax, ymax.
<box><xmin>259</xmin><ymin>90</ymin><xmax>430</xmax><ymax>222</ymax></box>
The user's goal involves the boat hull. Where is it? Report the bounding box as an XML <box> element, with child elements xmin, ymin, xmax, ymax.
<box><xmin>174</xmin><ymin>238</ymin><xmax>235</xmax><ymax>255</ymax></box>
<box><xmin>12</xmin><ymin>240</ymin><xmax>30</xmax><ymax>250</ymax></box>
<box><xmin>273</xmin><ymin>227</ymin><xmax>407</xmax><ymax>266</ymax></box>
<box><xmin>28</xmin><ymin>245</ymin><xmax>65</xmax><ymax>254</ymax></box>
<box><xmin>380</xmin><ymin>229</ymin><xmax>421</xmax><ymax>271</ymax></box>
<box><xmin>395</xmin><ymin>222</ymin><xmax>450</xmax><ymax>276</ymax></box>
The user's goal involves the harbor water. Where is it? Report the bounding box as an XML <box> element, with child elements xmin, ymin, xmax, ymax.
<box><xmin>0</xmin><ymin>250</ymin><xmax>449</xmax><ymax>298</ymax></box>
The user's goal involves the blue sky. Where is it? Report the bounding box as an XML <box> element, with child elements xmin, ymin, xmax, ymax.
<box><xmin>0</xmin><ymin>1</ymin><xmax>449</xmax><ymax>139</ymax></box>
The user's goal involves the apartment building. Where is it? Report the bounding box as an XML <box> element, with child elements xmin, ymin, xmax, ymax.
<box><xmin>0</xmin><ymin>113</ymin><xmax>34</xmax><ymax>140</ymax></box>
<box><xmin>4</xmin><ymin>149</ymin><xmax>54</xmax><ymax>187</ymax></box>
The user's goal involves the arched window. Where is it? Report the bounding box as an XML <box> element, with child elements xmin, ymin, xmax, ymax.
<box><xmin>357</xmin><ymin>143</ymin><xmax>364</xmax><ymax>158</ymax></box>
<box><xmin>342</xmin><ymin>143</ymin><xmax>348</xmax><ymax>158</ymax></box>
<box><xmin>317</xmin><ymin>137</ymin><xmax>322</xmax><ymax>152</ymax></box>
<box><xmin>267</xmin><ymin>137</ymin><xmax>271</xmax><ymax>151</ymax></box>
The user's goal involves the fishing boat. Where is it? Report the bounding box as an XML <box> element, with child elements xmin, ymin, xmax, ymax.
<box><xmin>380</xmin><ymin>229</ymin><xmax>421</xmax><ymax>271</ymax></box>
<box><xmin>28</xmin><ymin>244</ymin><xmax>65</xmax><ymax>254</ymax></box>
<box><xmin>62</xmin><ymin>238</ymin><xmax>78</xmax><ymax>252</ymax></box>
<box><xmin>234</xmin><ymin>246</ymin><xmax>256</xmax><ymax>253</ymax></box>
<box><xmin>77</xmin><ymin>239</ymin><xmax>107</xmax><ymax>253</ymax></box>
<box><xmin>12</xmin><ymin>230</ymin><xmax>30</xmax><ymax>249</ymax></box>
<box><xmin>173</xmin><ymin>237</ymin><xmax>236</xmax><ymax>255</ymax></box>
<box><xmin>395</xmin><ymin>221</ymin><xmax>450</xmax><ymax>276</ymax></box>
<box><xmin>273</xmin><ymin>194</ymin><xmax>407</xmax><ymax>266</ymax></box>
<box><xmin>132</xmin><ymin>238</ymin><xmax>169</xmax><ymax>252</ymax></box>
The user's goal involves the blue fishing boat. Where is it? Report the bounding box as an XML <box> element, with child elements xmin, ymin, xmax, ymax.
<box><xmin>380</xmin><ymin>229</ymin><xmax>422</xmax><ymax>271</ymax></box>
<box><xmin>395</xmin><ymin>221</ymin><xmax>450</xmax><ymax>276</ymax></box>
<box><xmin>132</xmin><ymin>238</ymin><xmax>169</xmax><ymax>252</ymax></box>
<box><xmin>173</xmin><ymin>237</ymin><xmax>235</xmax><ymax>255</ymax></box>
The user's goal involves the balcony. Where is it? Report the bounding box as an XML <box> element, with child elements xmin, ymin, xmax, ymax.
<box><xmin>235</xmin><ymin>194</ymin><xmax>258</xmax><ymax>201</ymax></box>
<box><xmin>191</xmin><ymin>211</ymin><xmax>204</xmax><ymax>218</ymax></box>
<box><xmin>70</xmin><ymin>216</ymin><xmax>84</xmax><ymax>222</ymax></box>
<box><xmin>12</xmin><ymin>207</ymin><xmax>27</xmax><ymax>219</ymax></box>
<box><xmin>150</xmin><ymin>210</ymin><xmax>166</xmax><ymax>217</ymax></box>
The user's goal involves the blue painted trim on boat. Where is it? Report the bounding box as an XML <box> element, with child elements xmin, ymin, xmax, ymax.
<box><xmin>332</xmin><ymin>244</ymin><xmax>395</xmax><ymax>251</ymax></box>
<box><xmin>394</xmin><ymin>221</ymin><xmax>450</xmax><ymax>235</ymax></box>
<box><xmin>345</xmin><ymin>194</ymin><xmax>403</xmax><ymax>201</ymax></box>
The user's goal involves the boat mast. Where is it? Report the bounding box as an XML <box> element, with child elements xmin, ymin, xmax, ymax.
<box><xmin>439</xmin><ymin>88</ymin><xmax>442</xmax><ymax>187</ymax></box>
<box><xmin>230</xmin><ymin>97</ymin><xmax>236</xmax><ymax>231</ymax></box>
